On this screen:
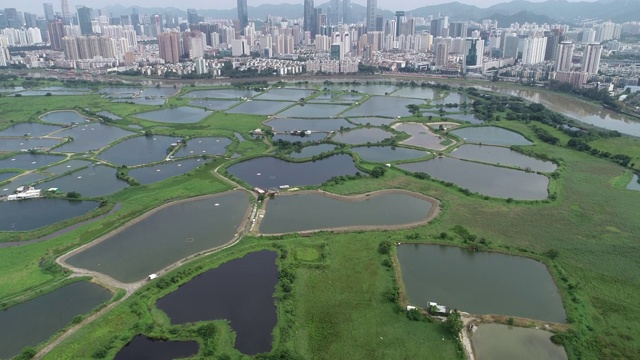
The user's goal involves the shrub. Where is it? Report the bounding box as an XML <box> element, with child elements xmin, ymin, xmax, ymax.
<box><xmin>378</xmin><ymin>240</ymin><xmax>393</xmax><ymax>254</ymax></box>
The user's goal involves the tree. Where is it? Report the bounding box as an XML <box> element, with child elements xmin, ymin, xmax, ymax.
<box><xmin>445</xmin><ymin>310</ymin><xmax>463</xmax><ymax>336</ymax></box>
<box><xmin>370</xmin><ymin>166</ymin><xmax>387</xmax><ymax>178</ymax></box>
<box><xmin>66</xmin><ymin>191</ymin><xmax>81</xmax><ymax>199</ymax></box>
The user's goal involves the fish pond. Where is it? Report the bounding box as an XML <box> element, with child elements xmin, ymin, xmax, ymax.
<box><xmin>114</xmin><ymin>336</ymin><xmax>198</xmax><ymax>360</ymax></box>
<box><xmin>255</xmin><ymin>88</ymin><xmax>315</xmax><ymax>101</ymax></box>
<box><xmin>181</xmin><ymin>89</ymin><xmax>256</xmax><ymax>99</ymax></box>
<box><xmin>395</xmin><ymin>123</ymin><xmax>448</xmax><ymax>150</ymax></box>
<box><xmin>452</xmin><ymin>144</ymin><xmax>557</xmax><ymax>173</ymax></box>
<box><xmin>0</xmin><ymin>172</ymin><xmax>18</xmax><ymax>183</ymax></box>
<box><xmin>397</xmin><ymin>244</ymin><xmax>566</xmax><ymax>322</ymax></box>
<box><xmin>351</xmin><ymin>146</ymin><xmax>428</xmax><ymax>163</ymax></box>
<box><xmin>431</xmin><ymin>92</ymin><xmax>471</xmax><ymax>105</ymax></box>
<box><xmin>451</xmin><ymin>126</ymin><xmax>532</xmax><ymax>146</ymax></box>
<box><xmin>343</xmin><ymin>96</ymin><xmax>420</xmax><ymax>117</ymax></box>
<box><xmin>96</xmin><ymin>111</ymin><xmax>122</xmax><ymax>120</ymax></box>
<box><xmin>0</xmin><ymin>138</ymin><xmax>61</xmax><ymax>152</ymax></box>
<box><xmin>346</xmin><ymin>117</ymin><xmax>397</xmax><ymax>126</ymax></box>
<box><xmin>472</xmin><ymin>324</ymin><xmax>568</xmax><ymax>360</ymax></box>
<box><xmin>391</xmin><ymin>87</ymin><xmax>442</xmax><ymax>99</ymax></box>
<box><xmin>0</xmin><ymin>198</ymin><xmax>98</xmax><ymax>231</ymax></box>
<box><xmin>99</xmin><ymin>135</ymin><xmax>179</xmax><ymax>166</ymax></box>
<box><xmin>55</xmin><ymin>123</ymin><xmax>135</xmax><ymax>153</ymax></box>
<box><xmin>39</xmin><ymin>165</ymin><xmax>128</xmax><ymax>197</ymax></box>
<box><xmin>277</xmin><ymin>103</ymin><xmax>350</xmax><ymax>118</ymax></box>
<box><xmin>129</xmin><ymin>158</ymin><xmax>208</xmax><ymax>185</ymax></box>
<box><xmin>0</xmin><ymin>172</ymin><xmax>51</xmax><ymax>195</ymax></box>
<box><xmin>66</xmin><ymin>191</ymin><xmax>250</xmax><ymax>283</ymax></box>
<box><xmin>174</xmin><ymin>137</ymin><xmax>231</xmax><ymax>157</ymax></box>
<box><xmin>272</xmin><ymin>132</ymin><xmax>327</xmax><ymax>143</ymax></box>
<box><xmin>265</xmin><ymin>118</ymin><xmax>353</xmax><ymax>132</ymax></box>
<box><xmin>156</xmin><ymin>251</ymin><xmax>278</xmax><ymax>355</ymax></box>
<box><xmin>41</xmin><ymin>110</ymin><xmax>89</xmax><ymax>125</ymax></box>
<box><xmin>134</xmin><ymin>107</ymin><xmax>210</xmax><ymax>124</ymax></box>
<box><xmin>443</xmin><ymin>113</ymin><xmax>483</xmax><ymax>124</ymax></box>
<box><xmin>43</xmin><ymin>160</ymin><xmax>93</xmax><ymax>175</ymax></box>
<box><xmin>225</xmin><ymin>100</ymin><xmax>292</xmax><ymax>115</ymax></box>
<box><xmin>0</xmin><ymin>281</ymin><xmax>111</xmax><ymax>359</ymax></box>
<box><xmin>288</xmin><ymin>144</ymin><xmax>337</xmax><ymax>159</ymax></box>
<box><xmin>628</xmin><ymin>174</ymin><xmax>640</xmax><ymax>191</ymax></box>
<box><xmin>323</xmin><ymin>84</ymin><xmax>398</xmax><ymax>96</ymax></box>
<box><xmin>332</xmin><ymin>128</ymin><xmax>394</xmax><ymax>145</ymax></box>
<box><xmin>259</xmin><ymin>191</ymin><xmax>433</xmax><ymax>234</ymax></box>
<box><xmin>0</xmin><ymin>122</ymin><xmax>60</xmax><ymax>137</ymax></box>
<box><xmin>188</xmin><ymin>99</ymin><xmax>238</xmax><ymax>110</ymax></box>
<box><xmin>227</xmin><ymin>155</ymin><xmax>358</xmax><ymax>189</ymax></box>
<box><xmin>139</xmin><ymin>87</ymin><xmax>179</xmax><ymax>98</ymax></box>
<box><xmin>398</xmin><ymin>157</ymin><xmax>549</xmax><ymax>200</ymax></box>
<box><xmin>0</xmin><ymin>153</ymin><xmax>64</xmax><ymax>170</ymax></box>
<box><xmin>112</xmin><ymin>98</ymin><xmax>166</xmax><ymax>106</ymax></box>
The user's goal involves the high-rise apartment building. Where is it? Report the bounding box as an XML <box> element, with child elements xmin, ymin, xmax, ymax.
<box><xmin>303</xmin><ymin>0</ymin><xmax>315</xmax><ymax>35</ymax></box>
<box><xmin>48</xmin><ymin>19</ymin><xmax>64</xmax><ymax>50</ymax></box>
<box><xmin>521</xmin><ymin>36</ymin><xmax>547</xmax><ymax>65</ymax></box>
<box><xmin>366</xmin><ymin>0</ymin><xmax>376</xmax><ymax>33</ymax></box>
<box><xmin>77</xmin><ymin>7</ymin><xmax>93</xmax><ymax>35</ymax></box>
<box><xmin>463</xmin><ymin>37</ymin><xmax>483</xmax><ymax>70</ymax></box>
<box><xmin>449</xmin><ymin>21</ymin><xmax>467</xmax><ymax>38</ymax></box>
<box><xmin>435</xmin><ymin>41</ymin><xmax>450</xmax><ymax>66</ymax></box>
<box><xmin>158</xmin><ymin>32</ymin><xmax>180</xmax><ymax>63</ymax></box>
<box><xmin>554</xmin><ymin>41</ymin><xmax>574</xmax><ymax>72</ymax></box>
<box><xmin>62</xmin><ymin>36</ymin><xmax>78</xmax><ymax>59</ymax></box>
<box><xmin>43</xmin><ymin>3</ymin><xmax>55</xmax><ymax>21</ymax></box>
<box><xmin>237</xmin><ymin>0</ymin><xmax>248</xmax><ymax>33</ymax></box>
<box><xmin>582</xmin><ymin>43</ymin><xmax>602</xmax><ymax>75</ymax></box>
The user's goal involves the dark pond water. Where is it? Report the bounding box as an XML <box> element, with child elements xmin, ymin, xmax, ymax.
<box><xmin>39</xmin><ymin>165</ymin><xmax>128</xmax><ymax>197</ymax></box>
<box><xmin>227</xmin><ymin>154</ymin><xmax>358</xmax><ymax>189</ymax></box>
<box><xmin>352</xmin><ymin>146</ymin><xmax>428</xmax><ymax>163</ymax></box>
<box><xmin>311</xmin><ymin>92</ymin><xmax>361</xmax><ymax>103</ymax></box>
<box><xmin>225</xmin><ymin>100</ymin><xmax>292</xmax><ymax>115</ymax></box>
<box><xmin>0</xmin><ymin>172</ymin><xmax>50</xmax><ymax>195</ymax></box>
<box><xmin>0</xmin><ymin>281</ymin><xmax>111</xmax><ymax>359</ymax></box>
<box><xmin>66</xmin><ymin>191</ymin><xmax>250</xmax><ymax>282</ymax></box>
<box><xmin>397</xmin><ymin>244</ymin><xmax>566</xmax><ymax>322</ymax></box>
<box><xmin>114</xmin><ymin>335</ymin><xmax>198</xmax><ymax>360</ymax></box>
<box><xmin>134</xmin><ymin>107</ymin><xmax>210</xmax><ymax>124</ymax></box>
<box><xmin>628</xmin><ymin>174</ymin><xmax>640</xmax><ymax>191</ymax></box>
<box><xmin>451</xmin><ymin>126</ymin><xmax>532</xmax><ymax>146</ymax></box>
<box><xmin>289</xmin><ymin>144</ymin><xmax>336</xmax><ymax>159</ymax></box>
<box><xmin>343</xmin><ymin>96</ymin><xmax>420</xmax><ymax>117</ymax></box>
<box><xmin>472</xmin><ymin>324</ymin><xmax>568</xmax><ymax>360</ymax></box>
<box><xmin>112</xmin><ymin>98</ymin><xmax>166</xmax><ymax>105</ymax></box>
<box><xmin>140</xmin><ymin>87</ymin><xmax>179</xmax><ymax>98</ymax></box>
<box><xmin>96</xmin><ymin>111</ymin><xmax>122</xmax><ymax>120</ymax></box>
<box><xmin>346</xmin><ymin>116</ymin><xmax>397</xmax><ymax>126</ymax></box>
<box><xmin>55</xmin><ymin>123</ymin><xmax>135</xmax><ymax>153</ymax></box>
<box><xmin>277</xmin><ymin>103</ymin><xmax>350</xmax><ymax>118</ymax></box>
<box><xmin>391</xmin><ymin>87</ymin><xmax>440</xmax><ymax>99</ymax></box>
<box><xmin>0</xmin><ymin>123</ymin><xmax>60</xmax><ymax>137</ymax></box>
<box><xmin>255</xmin><ymin>88</ymin><xmax>314</xmax><ymax>101</ymax></box>
<box><xmin>395</xmin><ymin>123</ymin><xmax>447</xmax><ymax>150</ymax></box>
<box><xmin>174</xmin><ymin>137</ymin><xmax>231</xmax><ymax>157</ymax></box>
<box><xmin>452</xmin><ymin>144</ymin><xmax>557</xmax><ymax>172</ymax></box>
<box><xmin>188</xmin><ymin>99</ymin><xmax>239</xmax><ymax>110</ymax></box>
<box><xmin>99</xmin><ymin>135</ymin><xmax>180</xmax><ymax>166</ymax></box>
<box><xmin>443</xmin><ymin>113</ymin><xmax>483</xmax><ymax>124</ymax></box>
<box><xmin>0</xmin><ymin>172</ymin><xmax>18</xmax><ymax>183</ymax></box>
<box><xmin>431</xmin><ymin>92</ymin><xmax>471</xmax><ymax>105</ymax></box>
<box><xmin>129</xmin><ymin>158</ymin><xmax>208</xmax><ymax>185</ymax></box>
<box><xmin>181</xmin><ymin>89</ymin><xmax>256</xmax><ymax>99</ymax></box>
<box><xmin>265</xmin><ymin>118</ymin><xmax>353</xmax><ymax>132</ymax></box>
<box><xmin>260</xmin><ymin>192</ymin><xmax>432</xmax><ymax>234</ymax></box>
<box><xmin>0</xmin><ymin>198</ymin><xmax>98</xmax><ymax>231</ymax></box>
<box><xmin>43</xmin><ymin>160</ymin><xmax>93</xmax><ymax>175</ymax></box>
<box><xmin>99</xmin><ymin>87</ymin><xmax>142</xmax><ymax>98</ymax></box>
<box><xmin>272</xmin><ymin>132</ymin><xmax>327</xmax><ymax>143</ymax></box>
<box><xmin>41</xmin><ymin>111</ymin><xmax>88</xmax><ymax>125</ymax></box>
<box><xmin>0</xmin><ymin>153</ymin><xmax>64</xmax><ymax>170</ymax></box>
<box><xmin>156</xmin><ymin>251</ymin><xmax>278</xmax><ymax>355</ymax></box>
<box><xmin>398</xmin><ymin>157</ymin><xmax>549</xmax><ymax>200</ymax></box>
<box><xmin>332</xmin><ymin>128</ymin><xmax>394</xmax><ymax>145</ymax></box>
<box><xmin>0</xmin><ymin>138</ymin><xmax>61</xmax><ymax>152</ymax></box>
<box><xmin>322</xmin><ymin>84</ymin><xmax>398</xmax><ymax>95</ymax></box>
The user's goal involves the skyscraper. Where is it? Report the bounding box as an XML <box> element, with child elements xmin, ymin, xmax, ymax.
<box><xmin>24</xmin><ymin>13</ymin><xmax>38</xmax><ymax>28</ymax></box>
<box><xmin>237</xmin><ymin>0</ymin><xmax>248</xmax><ymax>33</ymax></box>
<box><xmin>366</xmin><ymin>0</ymin><xmax>376</xmax><ymax>33</ymax></box>
<box><xmin>521</xmin><ymin>36</ymin><xmax>547</xmax><ymax>65</ymax></box>
<box><xmin>43</xmin><ymin>3</ymin><xmax>55</xmax><ymax>21</ymax></box>
<box><xmin>77</xmin><ymin>7</ymin><xmax>92</xmax><ymax>35</ymax></box>
<box><xmin>394</xmin><ymin>11</ymin><xmax>404</xmax><ymax>37</ymax></box>
<box><xmin>554</xmin><ymin>41</ymin><xmax>574</xmax><ymax>72</ymax></box>
<box><xmin>187</xmin><ymin>9</ymin><xmax>199</xmax><ymax>25</ymax></box>
<box><xmin>158</xmin><ymin>32</ymin><xmax>180</xmax><ymax>63</ymax></box>
<box><xmin>582</xmin><ymin>43</ymin><xmax>602</xmax><ymax>75</ymax></box>
<box><xmin>303</xmin><ymin>0</ymin><xmax>315</xmax><ymax>34</ymax></box>
<box><xmin>48</xmin><ymin>19</ymin><xmax>64</xmax><ymax>50</ymax></box>
<box><xmin>342</xmin><ymin>0</ymin><xmax>350</xmax><ymax>24</ymax></box>
<box><xmin>4</xmin><ymin>8</ymin><xmax>21</xmax><ymax>29</ymax></box>
<box><xmin>60</xmin><ymin>0</ymin><xmax>72</xmax><ymax>25</ymax></box>
<box><xmin>435</xmin><ymin>41</ymin><xmax>449</xmax><ymax>67</ymax></box>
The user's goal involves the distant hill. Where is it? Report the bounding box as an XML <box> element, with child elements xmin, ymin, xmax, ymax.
<box><xmin>484</xmin><ymin>10</ymin><xmax>557</xmax><ymax>26</ymax></box>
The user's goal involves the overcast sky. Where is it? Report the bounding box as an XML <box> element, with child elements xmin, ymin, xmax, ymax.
<box><xmin>18</xmin><ymin>0</ymin><xmax>595</xmax><ymax>16</ymax></box>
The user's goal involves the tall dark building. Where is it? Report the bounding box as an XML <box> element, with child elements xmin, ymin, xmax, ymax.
<box><xmin>395</xmin><ymin>11</ymin><xmax>404</xmax><ymax>37</ymax></box>
<box><xmin>375</xmin><ymin>15</ymin><xmax>383</xmax><ymax>32</ymax></box>
<box><xmin>120</xmin><ymin>15</ymin><xmax>130</xmax><ymax>26</ymax></box>
<box><xmin>449</xmin><ymin>21</ymin><xmax>467</xmax><ymax>38</ymax></box>
<box><xmin>237</xmin><ymin>0</ymin><xmax>248</xmax><ymax>33</ymax></box>
<box><xmin>303</xmin><ymin>0</ymin><xmax>315</xmax><ymax>34</ymax></box>
<box><xmin>366</xmin><ymin>0</ymin><xmax>376</xmax><ymax>32</ymax></box>
<box><xmin>48</xmin><ymin>19</ymin><xmax>64</xmax><ymax>50</ymax></box>
<box><xmin>343</xmin><ymin>0</ymin><xmax>350</xmax><ymax>24</ymax></box>
<box><xmin>24</xmin><ymin>12</ymin><xmax>38</xmax><ymax>28</ymax></box>
<box><xmin>4</xmin><ymin>8</ymin><xmax>21</xmax><ymax>29</ymax></box>
<box><xmin>37</xmin><ymin>19</ymin><xmax>49</xmax><ymax>42</ymax></box>
<box><xmin>187</xmin><ymin>9</ymin><xmax>199</xmax><ymax>25</ymax></box>
<box><xmin>130</xmin><ymin>9</ymin><xmax>141</xmax><ymax>35</ymax></box>
<box><xmin>77</xmin><ymin>7</ymin><xmax>93</xmax><ymax>35</ymax></box>
<box><xmin>43</xmin><ymin>3</ymin><xmax>55</xmax><ymax>21</ymax></box>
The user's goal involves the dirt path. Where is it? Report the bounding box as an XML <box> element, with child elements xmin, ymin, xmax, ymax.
<box><xmin>461</xmin><ymin>314</ymin><xmax>477</xmax><ymax>360</ymax></box>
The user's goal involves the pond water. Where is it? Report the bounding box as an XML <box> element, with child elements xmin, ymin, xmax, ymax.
<box><xmin>114</xmin><ymin>336</ymin><xmax>198</xmax><ymax>360</ymax></box>
<box><xmin>43</xmin><ymin>160</ymin><xmax>93</xmax><ymax>175</ymax></box>
<box><xmin>66</xmin><ymin>191</ymin><xmax>250</xmax><ymax>283</ymax></box>
<box><xmin>0</xmin><ymin>198</ymin><xmax>98</xmax><ymax>231</ymax></box>
<box><xmin>39</xmin><ymin>165</ymin><xmax>128</xmax><ymax>197</ymax></box>
<box><xmin>174</xmin><ymin>137</ymin><xmax>231</xmax><ymax>157</ymax></box>
<box><xmin>41</xmin><ymin>111</ymin><xmax>89</xmax><ymax>125</ymax></box>
<box><xmin>265</xmin><ymin>118</ymin><xmax>353</xmax><ymax>132</ymax></box>
<box><xmin>227</xmin><ymin>154</ymin><xmax>358</xmax><ymax>189</ymax></box>
<box><xmin>289</xmin><ymin>144</ymin><xmax>337</xmax><ymax>159</ymax></box>
<box><xmin>260</xmin><ymin>191</ymin><xmax>433</xmax><ymax>234</ymax></box>
<box><xmin>156</xmin><ymin>251</ymin><xmax>278</xmax><ymax>355</ymax></box>
<box><xmin>140</xmin><ymin>87</ymin><xmax>179</xmax><ymax>98</ymax></box>
<box><xmin>398</xmin><ymin>157</ymin><xmax>549</xmax><ymax>200</ymax></box>
<box><xmin>311</xmin><ymin>92</ymin><xmax>361</xmax><ymax>103</ymax></box>
<box><xmin>225</xmin><ymin>100</ymin><xmax>292</xmax><ymax>115</ymax></box>
<box><xmin>17</xmin><ymin>90</ymin><xmax>89</xmax><ymax>96</ymax></box>
<box><xmin>431</xmin><ymin>92</ymin><xmax>471</xmax><ymax>105</ymax></box>
<box><xmin>188</xmin><ymin>99</ymin><xmax>238</xmax><ymax>110</ymax></box>
<box><xmin>112</xmin><ymin>98</ymin><xmax>166</xmax><ymax>106</ymax></box>
<box><xmin>181</xmin><ymin>89</ymin><xmax>256</xmax><ymax>99</ymax></box>
<box><xmin>351</xmin><ymin>146</ymin><xmax>428</xmax><ymax>163</ymax></box>
<box><xmin>99</xmin><ymin>135</ymin><xmax>180</xmax><ymax>166</ymax></box>
<box><xmin>452</xmin><ymin>145</ymin><xmax>557</xmax><ymax>173</ymax></box>
<box><xmin>0</xmin><ymin>281</ymin><xmax>111</xmax><ymax>360</ymax></box>
<box><xmin>323</xmin><ymin>84</ymin><xmax>398</xmax><ymax>96</ymax></box>
<box><xmin>628</xmin><ymin>174</ymin><xmax>640</xmax><ymax>191</ymax></box>
<box><xmin>129</xmin><ymin>158</ymin><xmax>208</xmax><ymax>185</ymax></box>
<box><xmin>277</xmin><ymin>103</ymin><xmax>350</xmax><ymax>118</ymax></box>
<box><xmin>0</xmin><ymin>172</ymin><xmax>50</xmax><ymax>194</ymax></box>
<box><xmin>343</xmin><ymin>96</ymin><xmax>420</xmax><ymax>117</ymax></box>
<box><xmin>255</xmin><ymin>88</ymin><xmax>315</xmax><ymax>101</ymax></box>
<box><xmin>451</xmin><ymin>126</ymin><xmax>532</xmax><ymax>146</ymax></box>
<box><xmin>347</xmin><ymin>116</ymin><xmax>397</xmax><ymax>126</ymax></box>
<box><xmin>55</xmin><ymin>123</ymin><xmax>135</xmax><ymax>153</ymax></box>
<box><xmin>0</xmin><ymin>172</ymin><xmax>18</xmax><ymax>183</ymax></box>
<box><xmin>397</xmin><ymin>244</ymin><xmax>566</xmax><ymax>322</ymax></box>
<box><xmin>99</xmin><ymin>87</ymin><xmax>141</xmax><ymax>98</ymax></box>
<box><xmin>96</xmin><ymin>111</ymin><xmax>122</xmax><ymax>120</ymax></box>
<box><xmin>395</xmin><ymin>123</ymin><xmax>447</xmax><ymax>150</ymax></box>
<box><xmin>391</xmin><ymin>87</ymin><xmax>440</xmax><ymax>99</ymax></box>
<box><xmin>472</xmin><ymin>324</ymin><xmax>568</xmax><ymax>360</ymax></box>
<box><xmin>134</xmin><ymin>107</ymin><xmax>210</xmax><ymax>124</ymax></box>
<box><xmin>332</xmin><ymin>128</ymin><xmax>394</xmax><ymax>145</ymax></box>
<box><xmin>0</xmin><ymin>138</ymin><xmax>61</xmax><ymax>152</ymax></box>
<box><xmin>272</xmin><ymin>132</ymin><xmax>327</xmax><ymax>143</ymax></box>
<box><xmin>0</xmin><ymin>123</ymin><xmax>60</xmax><ymax>137</ymax></box>
<box><xmin>443</xmin><ymin>113</ymin><xmax>483</xmax><ymax>124</ymax></box>
<box><xmin>0</xmin><ymin>153</ymin><xmax>64</xmax><ymax>170</ymax></box>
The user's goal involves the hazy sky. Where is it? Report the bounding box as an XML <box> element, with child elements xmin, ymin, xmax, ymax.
<box><xmin>18</xmin><ymin>0</ymin><xmax>595</xmax><ymax>16</ymax></box>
